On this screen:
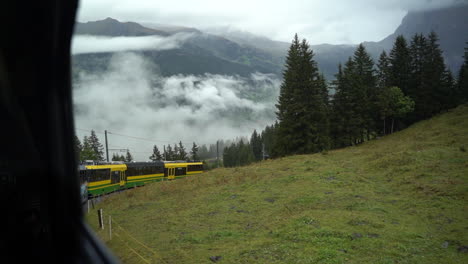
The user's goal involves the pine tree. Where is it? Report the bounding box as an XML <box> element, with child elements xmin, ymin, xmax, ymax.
<box><xmin>88</xmin><ymin>130</ymin><xmax>105</xmax><ymax>161</ymax></box>
<box><xmin>81</xmin><ymin>136</ymin><xmax>98</xmax><ymax>161</ymax></box>
<box><xmin>458</xmin><ymin>42</ymin><xmax>468</xmax><ymax>103</ymax></box>
<box><xmin>376</xmin><ymin>51</ymin><xmax>391</xmax><ymax>89</ymax></box>
<box><xmin>389</xmin><ymin>35</ymin><xmax>411</xmax><ymax>96</ymax></box>
<box><xmin>250</xmin><ymin>130</ymin><xmax>263</xmax><ymax>161</ymax></box>
<box><xmin>74</xmin><ymin>135</ymin><xmax>83</xmax><ymax>162</ymax></box>
<box><xmin>275</xmin><ymin>34</ymin><xmax>302</xmax><ymax>156</ymax></box>
<box><xmin>419</xmin><ymin>31</ymin><xmax>449</xmax><ymax>118</ymax></box>
<box><xmin>191</xmin><ymin>142</ymin><xmax>199</xmax><ymax>160</ymax></box>
<box><xmin>166</xmin><ymin>144</ymin><xmax>174</xmax><ymax>161</ymax></box>
<box><xmin>275</xmin><ymin>34</ymin><xmax>330</xmax><ymax>156</ymax></box>
<box><xmin>149</xmin><ymin>145</ymin><xmax>162</xmax><ymax>161</ymax></box>
<box><xmin>178</xmin><ymin>141</ymin><xmax>188</xmax><ymax>160</ymax></box>
<box><xmin>261</xmin><ymin>122</ymin><xmax>278</xmax><ymax>158</ymax></box>
<box><xmin>112</xmin><ymin>153</ymin><xmax>125</xmax><ymax>161</ymax></box>
<box><xmin>125</xmin><ymin>149</ymin><xmax>133</xmax><ymax>162</ymax></box>
<box><xmin>352</xmin><ymin>44</ymin><xmax>377</xmax><ymax>141</ymax></box>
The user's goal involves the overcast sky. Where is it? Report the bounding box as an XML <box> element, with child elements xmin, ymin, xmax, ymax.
<box><xmin>76</xmin><ymin>0</ymin><xmax>464</xmax><ymax>44</ymax></box>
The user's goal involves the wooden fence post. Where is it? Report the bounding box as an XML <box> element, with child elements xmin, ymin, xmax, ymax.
<box><xmin>109</xmin><ymin>215</ymin><xmax>112</xmax><ymax>240</ymax></box>
<box><xmin>98</xmin><ymin>209</ymin><xmax>104</xmax><ymax>230</ymax></box>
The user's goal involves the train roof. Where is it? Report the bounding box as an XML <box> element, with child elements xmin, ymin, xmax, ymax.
<box><xmin>125</xmin><ymin>161</ymin><xmax>164</xmax><ymax>168</ymax></box>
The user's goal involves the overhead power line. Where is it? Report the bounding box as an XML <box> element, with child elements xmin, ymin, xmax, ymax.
<box><xmin>76</xmin><ymin>127</ymin><xmax>194</xmax><ymax>145</ymax></box>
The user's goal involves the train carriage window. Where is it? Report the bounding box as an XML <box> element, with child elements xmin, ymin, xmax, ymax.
<box><xmin>187</xmin><ymin>165</ymin><xmax>203</xmax><ymax>172</ymax></box>
<box><xmin>111</xmin><ymin>171</ymin><xmax>119</xmax><ymax>184</ymax></box>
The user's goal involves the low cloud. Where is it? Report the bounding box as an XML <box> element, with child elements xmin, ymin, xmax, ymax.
<box><xmin>73</xmin><ymin>52</ymin><xmax>280</xmax><ymax>160</ymax></box>
<box><xmin>71</xmin><ymin>33</ymin><xmax>193</xmax><ymax>54</ymax></box>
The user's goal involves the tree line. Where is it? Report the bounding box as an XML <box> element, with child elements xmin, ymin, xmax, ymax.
<box><xmin>222</xmin><ymin>33</ymin><xmax>468</xmax><ymax>165</ymax></box>
<box><xmin>74</xmin><ymin>130</ymin><xmax>202</xmax><ymax>163</ymax></box>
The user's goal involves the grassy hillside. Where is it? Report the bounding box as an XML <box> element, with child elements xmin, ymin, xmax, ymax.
<box><xmin>87</xmin><ymin>105</ymin><xmax>468</xmax><ymax>264</ymax></box>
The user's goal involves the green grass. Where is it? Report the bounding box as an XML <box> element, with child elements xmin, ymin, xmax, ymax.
<box><xmin>87</xmin><ymin>105</ymin><xmax>468</xmax><ymax>263</ymax></box>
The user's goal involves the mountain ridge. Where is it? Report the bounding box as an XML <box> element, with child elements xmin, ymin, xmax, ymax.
<box><xmin>73</xmin><ymin>4</ymin><xmax>468</xmax><ymax>79</ymax></box>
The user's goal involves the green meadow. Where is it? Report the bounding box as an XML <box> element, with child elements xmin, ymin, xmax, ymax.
<box><xmin>87</xmin><ymin>105</ymin><xmax>468</xmax><ymax>264</ymax></box>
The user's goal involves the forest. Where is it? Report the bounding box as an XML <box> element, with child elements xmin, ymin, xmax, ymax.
<box><xmin>223</xmin><ymin>32</ymin><xmax>468</xmax><ymax>167</ymax></box>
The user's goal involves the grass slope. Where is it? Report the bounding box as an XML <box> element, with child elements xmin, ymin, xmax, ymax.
<box><xmin>87</xmin><ymin>105</ymin><xmax>468</xmax><ymax>264</ymax></box>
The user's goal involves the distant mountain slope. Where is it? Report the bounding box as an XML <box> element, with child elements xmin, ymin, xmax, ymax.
<box><xmin>73</xmin><ymin>18</ymin><xmax>283</xmax><ymax>77</ymax></box>
<box><xmin>215</xmin><ymin>4</ymin><xmax>467</xmax><ymax>79</ymax></box>
<box><xmin>75</xmin><ymin>17</ymin><xmax>169</xmax><ymax>36</ymax></box>
<box><xmin>73</xmin><ymin>4</ymin><xmax>467</xmax><ymax>79</ymax></box>
<box><xmin>364</xmin><ymin>3</ymin><xmax>468</xmax><ymax>72</ymax></box>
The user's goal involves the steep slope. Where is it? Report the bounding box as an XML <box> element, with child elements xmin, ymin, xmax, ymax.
<box><xmin>365</xmin><ymin>3</ymin><xmax>468</xmax><ymax>72</ymax></box>
<box><xmin>88</xmin><ymin>105</ymin><xmax>468</xmax><ymax>263</ymax></box>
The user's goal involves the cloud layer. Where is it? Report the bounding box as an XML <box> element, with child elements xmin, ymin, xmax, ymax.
<box><xmin>73</xmin><ymin>53</ymin><xmax>280</xmax><ymax>160</ymax></box>
<box><xmin>76</xmin><ymin>0</ymin><xmax>463</xmax><ymax>44</ymax></box>
<box><xmin>71</xmin><ymin>33</ymin><xmax>193</xmax><ymax>54</ymax></box>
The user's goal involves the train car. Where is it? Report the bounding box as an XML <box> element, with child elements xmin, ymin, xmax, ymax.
<box><xmin>164</xmin><ymin>161</ymin><xmax>204</xmax><ymax>179</ymax></box>
<box><xmin>84</xmin><ymin>164</ymin><xmax>126</xmax><ymax>196</ymax></box>
<box><xmin>125</xmin><ymin>161</ymin><xmax>165</xmax><ymax>188</ymax></box>
<box><xmin>79</xmin><ymin>161</ymin><xmax>204</xmax><ymax>197</ymax></box>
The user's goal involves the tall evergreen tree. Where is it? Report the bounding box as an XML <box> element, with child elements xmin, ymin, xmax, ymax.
<box><xmin>376</xmin><ymin>51</ymin><xmax>391</xmax><ymax>89</ymax></box>
<box><xmin>418</xmin><ymin>31</ymin><xmax>449</xmax><ymax>119</ymax></box>
<box><xmin>250</xmin><ymin>130</ymin><xmax>263</xmax><ymax>161</ymax></box>
<box><xmin>275</xmin><ymin>34</ymin><xmax>329</xmax><ymax>156</ymax></box>
<box><xmin>261</xmin><ymin>122</ymin><xmax>278</xmax><ymax>158</ymax></box>
<box><xmin>352</xmin><ymin>44</ymin><xmax>377</xmax><ymax>141</ymax></box>
<box><xmin>457</xmin><ymin>42</ymin><xmax>468</xmax><ymax>103</ymax></box>
<box><xmin>178</xmin><ymin>141</ymin><xmax>188</xmax><ymax>160</ymax></box>
<box><xmin>88</xmin><ymin>130</ymin><xmax>105</xmax><ymax>161</ymax></box>
<box><xmin>125</xmin><ymin>149</ymin><xmax>133</xmax><ymax>162</ymax></box>
<box><xmin>149</xmin><ymin>145</ymin><xmax>162</xmax><ymax>161</ymax></box>
<box><xmin>389</xmin><ymin>35</ymin><xmax>411</xmax><ymax>96</ymax></box>
<box><xmin>165</xmin><ymin>144</ymin><xmax>174</xmax><ymax>161</ymax></box>
<box><xmin>191</xmin><ymin>142</ymin><xmax>199</xmax><ymax>160</ymax></box>
<box><xmin>112</xmin><ymin>153</ymin><xmax>125</xmax><ymax>161</ymax></box>
<box><xmin>74</xmin><ymin>135</ymin><xmax>83</xmax><ymax>161</ymax></box>
<box><xmin>275</xmin><ymin>34</ymin><xmax>301</xmax><ymax>156</ymax></box>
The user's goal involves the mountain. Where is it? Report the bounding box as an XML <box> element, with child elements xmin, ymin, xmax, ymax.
<box><xmin>73</xmin><ymin>4</ymin><xmax>468</xmax><ymax>80</ymax></box>
<box><xmin>214</xmin><ymin>4</ymin><xmax>468</xmax><ymax>78</ymax></box>
<box><xmin>364</xmin><ymin>3</ymin><xmax>468</xmax><ymax>72</ymax></box>
<box><xmin>73</xmin><ymin>18</ymin><xmax>283</xmax><ymax>77</ymax></box>
<box><xmin>75</xmin><ymin>17</ymin><xmax>169</xmax><ymax>36</ymax></box>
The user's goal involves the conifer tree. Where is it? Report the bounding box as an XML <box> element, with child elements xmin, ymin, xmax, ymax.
<box><xmin>166</xmin><ymin>144</ymin><xmax>174</xmax><ymax>161</ymax></box>
<box><xmin>261</xmin><ymin>122</ymin><xmax>278</xmax><ymax>158</ymax></box>
<box><xmin>191</xmin><ymin>142</ymin><xmax>199</xmax><ymax>160</ymax></box>
<box><xmin>74</xmin><ymin>135</ymin><xmax>83</xmax><ymax>162</ymax></box>
<box><xmin>389</xmin><ymin>35</ymin><xmax>411</xmax><ymax>96</ymax></box>
<box><xmin>418</xmin><ymin>31</ymin><xmax>449</xmax><ymax>119</ymax></box>
<box><xmin>178</xmin><ymin>141</ymin><xmax>188</xmax><ymax>160</ymax></box>
<box><xmin>275</xmin><ymin>34</ymin><xmax>330</xmax><ymax>156</ymax></box>
<box><xmin>173</xmin><ymin>143</ymin><xmax>179</xmax><ymax>160</ymax></box>
<box><xmin>149</xmin><ymin>145</ymin><xmax>162</xmax><ymax>161</ymax></box>
<box><xmin>458</xmin><ymin>42</ymin><xmax>468</xmax><ymax>103</ymax></box>
<box><xmin>250</xmin><ymin>130</ymin><xmax>263</xmax><ymax>161</ymax></box>
<box><xmin>88</xmin><ymin>130</ymin><xmax>105</xmax><ymax>161</ymax></box>
<box><xmin>352</xmin><ymin>44</ymin><xmax>377</xmax><ymax>141</ymax></box>
<box><xmin>125</xmin><ymin>150</ymin><xmax>133</xmax><ymax>162</ymax></box>
<box><xmin>275</xmin><ymin>34</ymin><xmax>301</xmax><ymax>156</ymax></box>
<box><xmin>376</xmin><ymin>51</ymin><xmax>391</xmax><ymax>89</ymax></box>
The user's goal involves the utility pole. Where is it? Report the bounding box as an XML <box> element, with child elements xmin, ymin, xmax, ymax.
<box><xmin>262</xmin><ymin>143</ymin><xmax>265</xmax><ymax>161</ymax></box>
<box><xmin>163</xmin><ymin>145</ymin><xmax>166</xmax><ymax>161</ymax></box>
<box><xmin>105</xmin><ymin>130</ymin><xmax>109</xmax><ymax>162</ymax></box>
<box><xmin>216</xmin><ymin>140</ymin><xmax>219</xmax><ymax>168</ymax></box>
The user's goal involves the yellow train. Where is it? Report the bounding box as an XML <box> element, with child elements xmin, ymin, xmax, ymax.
<box><xmin>79</xmin><ymin>161</ymin><xmax>203</xmax><ymax>197</ymax></box>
